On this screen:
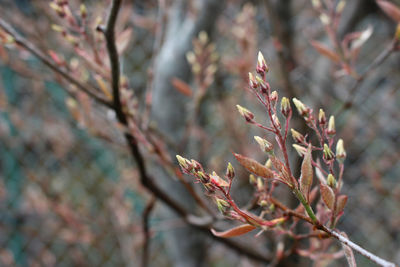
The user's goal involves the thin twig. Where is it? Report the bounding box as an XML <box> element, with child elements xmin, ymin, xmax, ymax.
<box><xmin>270</xmin><ymin>196</ymin><xmax>396</xmax><ymax>267</ymax></box>
<box><xmin>336</xmin><ymin>39</ymin><xmax>398</xmax><ymax>116</ymax></box>
<box><xmin>142</xmin><ymin>197</ymin><xmax>156</xmax><ymax>267</ymax></box>
<box><xmin>0</xmin><ymin>18</ymin><xmax>112</xmax><ymax>108</ymax></box>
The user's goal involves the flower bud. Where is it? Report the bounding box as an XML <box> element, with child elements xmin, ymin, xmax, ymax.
<box><xmin>176</xmin><ymin>155</ymin><xmax>192</xmax><ymax>170</ymax></box>
<box><xmin>215</xmin><ymin>197</ymin><xmax>230</xmax><ymax>214</ymax></box>
<box><xmin>318</xmin><ymin>109</ymin><xmax>326</xmax><ymax>125</ymax></box>
<box><xmin>327</xmin><ymin>174</ymin><xmax>337</xmax><ymax>188</ymax></box>
<box><xmin>280</xmin><ymin>97</ymin><xmax>291</xmax><ymax>117</ymax></box>
<box><xmin>270</xmin><ymin>91</ymin><xmax>278</xmax><ymax>102</ymax></box>
<box><xmin>236</xmin><ymin>105</ymin><xmax>255</xmax><ymax>122</ymax></box>
<box><xmin>80</xmin><ymin>4</ymin><xmax>87</xmax><ymax>19</ymax></box>
<box><xmin>255</xmin><ymin>76</ymin><xmax>269</xmax><ymax>94</ymax></box>
<box><xmin>226</xmin><ymin>162</ymin><xmax>235</xmax><ymax>179</ymax></box>
<box><xmin>257</xmin><ymin>177</ymin><xmax>264</xmax><ymax>191</ymax></box>
<box><xmin>259</xmin><ymin>200</ymin><xmax>268</xmax><ymax>207</ymax></box>
<box><xmin>290</xmin><ymin>129</ymin><xmax>304</xmax><ymax>143</ymax></box>
<box><xmin>256</xmin><ymin>51</ymin><xmax>269</xmax><ymax>74</ymax></box>
<box><xmin>311</xmin><ymin>0</ymin><xmax>321</xmax><ymax>8</ymax></box>
<box><xmin>336</xmin><ymin>139</ymin><xmax>346</xmax><ymax>163</ymax></box>
<box><xmin>249</xmin><ymin>174</ymin><xmax>257</xmax><ymax>185</ymax></box>
<box><xmin>272</xmin><ymin>114</ymin><xmax>281</xmax><ymax>129</ymax></box>
<box><xmin>196</xmin><ymin>171</ymin><xmax>209</xmax><ymax>183</ymax></box>
<box><xmin>293</xmin><ymin>144</ymin><xmax>307</xmax><ymax>156</ymax></box>
<box><xmin>292</xmin><ymin>98</ymin><xmax>309</xmax><ymax>117</ymax></box>
<box><xmin>191</xmin><ymin>159</ymin><xmax>202</xmax><ymax>171</ymax></box>
<box><xmin>327</xmin><ymin>115</ymin><xmax>336</xmax><ymax>135</ymax></box>
<box><xmin>248</xmin><ymin>72</ymin><xmax>258</xmax><ymax>89</ymax></box>
<box><xmin>323</xmin><ymin>144</ymin><xmax>335</xmax><ymax>161</ymax></box>
<box><xmin>265</xmin><ymin>159</ymin><xmax>272</xmax><ymax>169</ymax></box>
<box><xmin>254</xmin><ymin>136</ymin><xmax>273</xmax><ymax>153</ymax></box>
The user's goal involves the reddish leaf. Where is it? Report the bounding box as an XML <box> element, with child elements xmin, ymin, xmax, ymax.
<box><xmin>211</xmin><ymin>224</ymin><xmax>256</xmax><ymax>238</ymax></box>
<box><xmin>300</xmin><ymin>145</ymin><xmax>313</xmax><ymax>201</ymax></box>
<box><xmin>341</xmin><ymin>232</ymin><xmax>357</xmax><ymax>267</ymax></box>
<box><xmin>336</xmin><ymin>194</ymin><xmax>348</xmax><ymax>214</ymax></box>
<box><xmin>377</xmin><ymin>0</ymin><xmax>400</xmax><ymax>22</ymax></box>
<box><xmin>234</xmin><ymin>153</ymin><xmax>274</xmax><ymax>179</ymax></box>
<box><xmin>310</xmin><ymin>40</ymin><xmax>340</xmax><ymax>63</ymax></box>
<box><xmin>171</xmin><ymin>77</ymin><xmax>193</xmax><ymax>97</ymax></box>
<box><xmin>320</xmin><ymin>184</ymin><xmax>335</xmax><ymax>210</ymax></box>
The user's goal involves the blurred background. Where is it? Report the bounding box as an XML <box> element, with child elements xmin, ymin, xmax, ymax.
<box><xmin>0</xmin><ymin>0</ymin><xmax>399</xmax><ymax>266</ymax></box>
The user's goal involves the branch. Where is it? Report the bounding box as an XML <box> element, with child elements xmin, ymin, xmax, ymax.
<box><xmin>0</xmin><ymin>18</ymin><xmax>112</xmax><ymax>108</ymax></box>
<box><xmin>100</xmin><ymin>0</ymin><xmax>272</xmax><ymax>263</ymax></box>
<box><xmin>336</xmin><ymin>39</ymin><xmax>399</xmax><ymax>116</ymax></box>
<box><xmin>270</xmin><ymin>196</ymin><xmax>396</xmax><ymax>267</ymax></box>
<box><xmin>142</xmin><ymin>197</ymin><xmax>156</xmax><ymax>267</ymax></box>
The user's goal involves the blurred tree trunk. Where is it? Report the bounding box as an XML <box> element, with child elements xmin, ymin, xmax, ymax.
<box><xmin>150</xmin><ymin>0</ymin><xmax>224</xmax><ymax>266</ymax></box>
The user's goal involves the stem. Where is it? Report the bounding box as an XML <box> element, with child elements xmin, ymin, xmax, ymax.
<box><xmin>319</xmin><ymin>226</ymin><xmax>396</xmax><ymax>267</ymax></box>
<box><xmin>293</xmin><ymin>188</ymin><xmax>317</xmax><ymax>223</ymax></box>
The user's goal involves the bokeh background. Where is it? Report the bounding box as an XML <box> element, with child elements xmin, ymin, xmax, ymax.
<box><xmin>0</xmin><ymin>0</ymin><xmax>399</xmax><ymax>266</ymax></box>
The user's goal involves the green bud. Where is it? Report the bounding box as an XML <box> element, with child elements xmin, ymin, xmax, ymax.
<box><xmin>323</xmin><ymin>144</ymin><xmax>335</xmax><ymax>161</ymax></box>
<box><xmin>327</xmin><ymin>116</ymin><xmax>336</xmax><ymax>135</ymax></box>
<box><xmin>280</xmin><ymin>97</ymin><xmax>291</xmax><ymax>117</ymax></box>
<box><xmin>327</xmin><ymin>174</ymin><xmax>337</xmax><ymax>188</ymax></box>
<box><xmin>336</xmin><ymin>139</ymin><xmax>346</xmax><ymax>163</ymax></box>
<box><xmin>254</xmin><ymin>136</ymin><xmax>273</xmax><ymax>153</ymax></box>
<box><xmin>226</xmin><ymin>162</ymin><xmax>235</xmax><ymax>179</ymax></box>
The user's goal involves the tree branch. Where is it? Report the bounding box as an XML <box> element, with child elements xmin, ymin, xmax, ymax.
<box><xmin>270</xmin><ymin>196</ymin><xmax>396</xmax><ymax>267</ymax></box>
<box><xmin>100</xmin><ymin>0</ymin><xmax>272</xmax><ymax>263</ymax></box>
<box><xmin>142</xmin><ymin>197</ymin><xmax>156</xmax><ymax>267</ymax></box>
<box><xmin>0</xmin><ymin>18</ymin><xmax>112</xmax><ymax>108</ymax></box>
<box><xmin>336</xmin><ymin>39</ymin><xmax>399</xmax><ymax>116</ymax></box>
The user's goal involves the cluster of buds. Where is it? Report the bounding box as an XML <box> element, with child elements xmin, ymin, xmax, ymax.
<box><xmin>176</xmin><ymin>155</ymin><xmax>233</xmax><ymax>198</ymax></box>
<box><xmin>248</xmin><ymin>52</ymin><xmax>271</xmax><ymax>95</ymax></box>
<box><xmin>186</xmin><ymin>31</ymin><xmax>218</xmax><ymax>88</ymax></box>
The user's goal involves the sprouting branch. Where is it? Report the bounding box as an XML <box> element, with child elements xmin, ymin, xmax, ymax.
<box><xmin>0</xmin><ymin>18</ymin><xmax>112</xmax><ymax>108</ymax></box>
